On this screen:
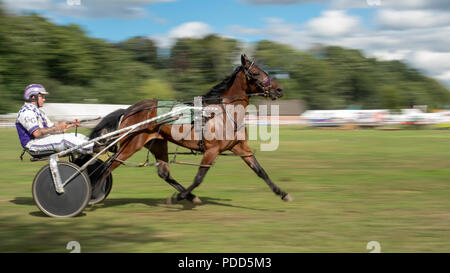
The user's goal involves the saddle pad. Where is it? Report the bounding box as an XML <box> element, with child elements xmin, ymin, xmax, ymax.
<box><xmin>156</xmin><ymin>101</ymin><xmax>194</xmax><ymax>125</ymax></box>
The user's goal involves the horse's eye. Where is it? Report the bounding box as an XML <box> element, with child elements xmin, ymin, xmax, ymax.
<box><xmin>252</xmin><ymin>72</ymin><xmax>260</xmax><ymax>76</ymax></box>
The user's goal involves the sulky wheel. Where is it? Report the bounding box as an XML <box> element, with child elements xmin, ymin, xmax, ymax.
<box><xmin>73</xmin><ymin>155</ymin><xmax>113</xmax><ymax>205</ymax></box>
<box><xmin>32</xmin><ymin>161</ymin><xmax>91</xmax><ymax>218</ymax></box>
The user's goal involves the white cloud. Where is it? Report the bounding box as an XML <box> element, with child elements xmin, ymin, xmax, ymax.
<box><xmin>3</xmin><ymin>0</ymin><xmax>53</xmax><ymax>11</ymax></box>
<box><xmin>409</xmin><ymin>51</ymin><xmax>450</xmax><ymax>75</ymax></box>
<box><xmin>306</xmin><ymin>10</ymin><xmax>361</xmax><ymax>37</ymax></box>
<box><xmin>229</xmin><ymin>11</ymin><xmax>450</xmax><ymax>86</ymax></box>
<box><xmin>241</xmin><ymin>0</ymin><xmax>326</xmax><ymax>5</ymax></box>
<box><xmin>332</xmin><ymin>0</ymin><xmax>450</xmax><ymax>10</ymax></box>
<box><xmin>435</xmin><ymin>71</ymin><xmax>450</xmax><ymax>84</ymax></box>
<box><xmin>384</xmin><ymin>0</ymin><xmax>450</xmax><ymax>10</ymax></box>
<box><xmin>151</xmin><ymin>22</ymin><xmax>213</xmax><ymax>48</ymax></box>
<box><xmin>243</xmin><ymin>0</ymin><xmax>450</xmax><ymax>10</ymax></box>
<box><xmin>168</xmin><ymin>22</ymin><xmax>212</xmax><ymax>39</ymax></box>
<box><xmin>376</xmin><ymin>9</ymin><xmax>450</xmax><ymax>29</ymax></box>
<box><xmin>3</xmin><ymin>0</ymin><xmax>175</xmax><ymax>19</ymax></box>
<box><xmin>368</xmin><ymin>50</ymin><xmax>450</xmax><ymax>85</ymax></box>
<box><xmin>409</xmin><ymin>51</ymin><xmax>450</xmax><ymax>85</ymax></box>
<box><xmin>371</xmin><ymin>50</ymin><xmax>411</xmax><ymax>61</ymax></box>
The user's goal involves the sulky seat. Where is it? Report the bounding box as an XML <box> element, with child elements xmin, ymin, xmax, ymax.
<box><xmin>21</xmin><ymin>148</ymin><xmax>57</xmax><ymax>161</ymax></box>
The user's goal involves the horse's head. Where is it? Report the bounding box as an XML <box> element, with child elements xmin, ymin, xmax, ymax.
<box><xmin>241</xmin><ymin>54</ymin><xmax>283</xmax><ymax>100</ymax></box>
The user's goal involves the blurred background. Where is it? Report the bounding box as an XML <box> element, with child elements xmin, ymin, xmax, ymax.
<box><xmin>0</xmin><ymin>1</ymin><xmax>449</xmax><ymax>253</ymax></box>
<box><xmin>0</xmin><ymin>0</ymin><xmax>449</xmax><ymax>116</ymax></box>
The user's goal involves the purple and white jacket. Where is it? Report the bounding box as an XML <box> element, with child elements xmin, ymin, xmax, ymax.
<box><xmin>16</xmin><ymin>103</ymin><xmax>55</xmax><ymax>147</ymax></box>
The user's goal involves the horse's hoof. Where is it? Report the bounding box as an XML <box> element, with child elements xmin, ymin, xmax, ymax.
<box><xmin>282</xmin><ymin>194</ymin><xmax>294</xmax><ymax>202</ymax></box>
<box><xmin>191</xmin><ymin>196</ymin><xmax>202</xmax><ymax>205</ymax></box>
<box><xmin>166</xmin><ymin>193</ymin><xmax>178</xmax><ymax>205</ymax></box>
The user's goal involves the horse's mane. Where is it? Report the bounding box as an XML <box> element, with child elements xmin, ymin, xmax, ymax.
<box><xmin>202</xmin><ymin>66</ymin><xmax>242</xmax><ymax>103</ymax></box>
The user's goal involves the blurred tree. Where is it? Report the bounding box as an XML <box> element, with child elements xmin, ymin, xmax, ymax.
<box><xmin>321</xmin><ymin>46</ymin><xmax>378</xmax><ymax>108</ymax></box>
<box><xmin>0</xmin><ymin>11</ymin><xmax>156</xmax><ymax>109</ymax></box>
<box><xmin>0</xmin><ymin>5</ymin><xmax>14</xmax><ymax>113</ymax></box>
<box><xmin>0</xmin><ymin>10</ymin><xmax>448</xmax><ymax>114</ymax></box>
<box><xmin>290</xmin><ymin>53</ymin><xmax>344</xmax><ymax>109</ymax></box>
<box><xmin>169</xmin><ymin>35</ymin><xmax>241</xmax><ymax>99</ymax></box>
<box><xmin>254</xmin><ymin>40</ymin><xmax>301</xmax><ymax>70</ymax></box>
<box><xmin>138</xmin><ymin>78</ymin><xmax>177</xmax><ymax>100</ymax></box>
<box><xmin>253</xmin><ymin>40</ymin><xmax>304</xmax><ymax>101</ymax></box>
<box><xmin>376</xmin><ymin>84</ymin><xmax>404</xmax><ymax>109</ymax></box>
<box><xmin>115</xmin><ymin>36</ymin><xmax>158</xmax><ymax>66</ymax></box>
<box><xmin>45</xmin><ymin>23</ymin><xmax>97</xmax><ymax>86</ymax></box>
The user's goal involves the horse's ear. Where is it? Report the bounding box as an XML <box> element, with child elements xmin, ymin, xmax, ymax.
<box><xmin>241</xmin><ymin>54</ymin><xmax>248</xmax><ymax>66</ymax></box>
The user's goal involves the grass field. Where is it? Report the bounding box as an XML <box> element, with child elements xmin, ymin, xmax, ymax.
<box><xmin>0</xmin><ymin>127</ymin><xmax>449</xmax><ymax>252</ymax></box>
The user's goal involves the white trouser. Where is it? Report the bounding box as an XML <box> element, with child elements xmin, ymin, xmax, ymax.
<box><xmin>26</xmin><ymin>133</ymin><xmax>94</xmax><ymax>154</ymax></box>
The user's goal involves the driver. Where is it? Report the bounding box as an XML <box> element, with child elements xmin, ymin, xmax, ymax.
<box><xmin>16</xmin><ymin>84</ymin><xmax>96</xmax><ymax>155</ymax></box>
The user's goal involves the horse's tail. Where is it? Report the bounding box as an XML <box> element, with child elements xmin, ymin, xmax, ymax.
<box><xmin>89</xmin><ymin>108</ymin><xmax>126</xmax><ymax>140</ymax></box>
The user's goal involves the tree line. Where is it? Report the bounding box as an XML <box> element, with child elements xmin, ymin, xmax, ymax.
<box><xmin>0</xmin><ymin>9</ymin><xmax>449</xmax><ymax>114</ymax></box>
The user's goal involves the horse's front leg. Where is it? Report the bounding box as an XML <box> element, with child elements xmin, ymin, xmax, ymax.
<box><xmin>232</xmin><ymin>143</ymin><xmax>293</xmax><ymax>202</ymax></box>
<box><xmin>176</xmin><ymin>147</ymin><xmax>220</xmax><ymax>201</ymax></box>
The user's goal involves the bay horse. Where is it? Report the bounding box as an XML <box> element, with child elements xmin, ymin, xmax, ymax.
<box><xmin>90</xmin><ymin>54</ymin><xmax>293</xmax><ymax>204</ymax></box>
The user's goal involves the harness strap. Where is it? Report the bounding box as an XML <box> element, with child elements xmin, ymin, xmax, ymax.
<box><xmin>221</xmin><ymin>101</ymin><xmax>238</xmax><ymax>131</ymax></box>
<box><xmin>115</xmin><ymin>158</ymin><xmax>156</xmax><ymax>167</ymax></box>
<box><xmin>117</xmin><ymin>114</ymin><xmax>125</xmax><ymax>130</ymax></box>
<box><xmin>170</xmin><ymin>160</ymin><xmax>212</xmax><ymax>168</ymax></box>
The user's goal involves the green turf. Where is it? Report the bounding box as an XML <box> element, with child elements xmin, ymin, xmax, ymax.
<box><xmin>0</xmin><ymin>127</ymin><xmax>449</xmax><ymax>252</ymax></box>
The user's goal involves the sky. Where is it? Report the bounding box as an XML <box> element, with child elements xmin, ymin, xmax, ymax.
<box><xmin>3</xmin><ymin>0</ymin><xmax>450</xmax><ymax>86</ymax></box>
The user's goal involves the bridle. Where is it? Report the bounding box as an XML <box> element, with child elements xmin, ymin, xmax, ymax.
<box><xmin>242</xmin><ymin>62</ymin><xmax>273</xmax><ymax>98</ymax></box>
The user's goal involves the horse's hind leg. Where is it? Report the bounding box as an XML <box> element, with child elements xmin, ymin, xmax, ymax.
<box><xmin>145</xmin><ymin>140</ymin><xmax>201</xmax><ymax>204</ymax></box>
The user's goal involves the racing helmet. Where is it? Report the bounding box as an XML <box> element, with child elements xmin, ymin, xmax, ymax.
<box><xmin>24</xmin><ymin>84</ymin><xmax>49</xmax><ymax>101</ymax></box>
